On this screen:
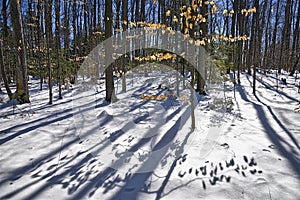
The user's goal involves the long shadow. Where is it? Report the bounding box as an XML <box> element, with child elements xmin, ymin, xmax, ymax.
<box><xmin>0</xmin><ymin>122</ymin><xmax>110</xmax><ymax>199</ymax></box>
<box><xmin>235</xmin><ymin>82</ymin><xmax>300</xmax><ymax>177</ymax></box>
<box><xmin>257</xmin><ymin>71</ymin><xmax>299</xmax><ymax>88</ymax></box>
<box><xmin>155</xmin><ymin>130</ymin><xmax>194</xmax><ymax>199</ymax></box>
<box><xmin>0</xmin><ymin>107</ymin><xmax>69</xmax><ymax>134</ymax></box>
<box><xmin>0</xmin><ymin>94</ymin><xmax>191</xmax><ymax>199</ymax></box>
<box><xmin>254</xmin><ymin>94</ymin><xmax>300</xmax><ymax>150</ymax></box>
<box><xmin>248</xmin><ymin>74</ymin><xmax>300</xmax><ymax>103</ymax></box>
<box><xmin>109</xmin><ymin>101</ymin><xmax>193</xmax><ymax>200</ymax></box>
<box><xmin>0</xmin><ymin>90</ymin><xmax>95</xmax><ymax>135</ymax></box>
<box><xmin>0</xmin><ymin>135</ymin><xmax>80</xmax><ymax>188</ymax></box>
<box><xmin>69</xmin><ymin>101</ymin><xmax>193</xmax><ymax>199</ymax></box>
<box><xmin>0</xmin><ymin>98</ymin><xmax>90</xmax><ymax>144</ymax></box>
<box><xmin>0</xmin><ymin>98</ymin><xmax>106</xmax><ymax>186</ymax></box>
<box><xmin>0</xmin><ymin>78</ymin><xmax>199</xmax><ymax>199</ymax></box>
<box><xmin>0</xmin><ymin>90</ymin><xmax>109</xmax><ymax>144</ymax></box>
<box><xmin>0</xmin><ymin>112</ymin><xmax>73</xmax><ymax>145</ymax></box>
<box><xmin>244</xmin><ymin>75</ymin><xmax>300</xmax><ymax>149</ymax></box>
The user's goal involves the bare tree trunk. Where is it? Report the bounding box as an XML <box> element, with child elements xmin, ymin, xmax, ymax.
<box><xmin>105</xmin><ymin>0</ymin><xmax>116</xmax><ymax>102</ymax></box>
<box><xmin>279</xmin><ymin>0</ymin><xmax>292</xmax><ymax>73</ymax></box>
<box><xmin>289</xmin><ymin>0</ymin><xmax>300</xmax><ymax>76</ymax></box>
<box><xmin>189</xmin><ymin>62</ymin><xmax>195</xmax><ymax>130</ymax></box>
<box><xmin>10</xmin><ymin>0</ymin><xmax>30</xmax><ymax>103</ymax></box>
<box><xmin>55</xmin><ymin>0</ymin><xmax>62</xmax><ymax>99</ymax></box>
<box><xmin>122</xmin><ymin>0</ymin><xmax>128</xmax><ymax>93</ymax></box>
<box><xmin>271</xmin><ymin>0</ymin><xmax>281</xmax><ymax>69</ymax></box>
<box><xmin>63</xmin><ymin>0</ymin><xmax>70</xmax><ymax>59</ymax></box>
<box><xmin>45</xmin><ymin>0</ymin><xmax>53</xmax><ymax>104</ymax></box>
<box><xmin>1</xmin><ymin>0</ymin><xmax>13</xmax><ymax>98</ymax></box>
<box><xmin>73</xmin><ymin>0</ymin><xmax>77</xmax><ymax>55</ymax></box>
<box><xmin>257</xmin><ymin>0</ymin><xmax>268</xmax><ymax>70</ymax></box>
<box><xmin>253</xmin><ymin>0</ymin><xmax>259</xmax><ymax>94</ymax></box>
<box><xmin>263</xmin><ymin>0</ymin><xmax>273</xmax><ymax>70</ymax></box>
<box><xmin>37</xmin><ymin>0</ymin><xmax>43</xmax><ymax>91</ymax></box>
<box><xmin>0</xmin><ymin>41</ymin><xmax>13</xmax><ymax>99</ymax></box>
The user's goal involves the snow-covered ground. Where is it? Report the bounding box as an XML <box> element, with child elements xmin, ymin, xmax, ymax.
<box><xmin>0</xmin><ymin>69</ymin><xmax>299</xmax><ymax>200</ymax></box>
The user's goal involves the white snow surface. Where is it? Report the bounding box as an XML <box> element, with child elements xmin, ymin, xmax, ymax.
<box><xmin>0</xmin><ymin>70</ymin><xmax>300</xmax><ymax>200</ymax></box>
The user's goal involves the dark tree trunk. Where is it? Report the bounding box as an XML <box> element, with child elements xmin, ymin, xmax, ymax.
<box><xmin>45</xmin><ymin>0</ymin><xmax>53</xmax><ymax>104</ymax></box>
<box><xmin>55</xmin><ymin>0</ymin><xmax>62</xmax><ymax>99</ymax></box>
<box><xmin>10</xmin><ymin>0</ymin><xmax>30</xmax><ymax>103</ymax></box>
<box><xmin>105</xmin><ymin>0</ymin><xmax>116</xmax><ymax>102</ymax></box>
<box><xmin>0</xmin><ymin>41</ymin><xmax>13</xmax><ymax>99</ymax></box>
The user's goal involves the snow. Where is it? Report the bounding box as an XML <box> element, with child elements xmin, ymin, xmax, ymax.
<box><xmin>0</xmin><ymin>69</ymin><xmax>299</xmax><ymax>200</ymax></box>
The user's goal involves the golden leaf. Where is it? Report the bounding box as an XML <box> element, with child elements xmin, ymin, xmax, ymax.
<box><xmin>166</xmin><ymin>10</ymin><xmax>171</xmax><ymax>17</ymax></box>
<box><xmin>173</xmin><ymin>16</ymin><xmax>178</xmax><ymax>23</ymax></box>
<box><xmin>129</xmin><ymin>21</ymin><xmax>136</xmax><ymax>28</ymax></box>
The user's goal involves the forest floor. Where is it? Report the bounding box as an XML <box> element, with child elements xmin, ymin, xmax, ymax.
<box><xmin>0</xmin><ymin>69</ymin><xmax>300</xmax><ymax>200</ymax></box>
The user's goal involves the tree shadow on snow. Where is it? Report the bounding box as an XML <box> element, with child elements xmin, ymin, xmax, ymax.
<box><xmin>0</xmin><ymin>88</ymin><xmax>198</xmax><ymax>200</ymax></box>
<box><xmin>234</xmin><ymin>80</ymin><xmax>300</xmax><ymax>178</ymax></box>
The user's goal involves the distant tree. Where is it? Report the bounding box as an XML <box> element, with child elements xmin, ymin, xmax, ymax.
<box><xmin>289</xmin><ymin>0</ymin><xmax>300</xmax><ymax>76</ymax></box>
<box><xmin>279</xmin><ymin>0</ymin><xmax>292</xmax><ymax>74</ymax></box>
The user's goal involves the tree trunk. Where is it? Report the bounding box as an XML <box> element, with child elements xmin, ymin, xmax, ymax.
<box><xmin>55</xmin><ymin>0</ymin><xmax>62</xmax><ymax>99</ymax></box>
<box><xmin>0</xmin><ymin>41</ymin><xmax>13</xmax><ymax>99</ymax></box>
<box><xmin>122</xmin><ymin>0</ymin><xmax>128</xmax><ymax>93</ymax></box>
<box><xmin>289</xmin><ymin>0</ymin><xmax>300</xmax><ymax>76</ymax></box>
<box><xmin>252</xmin><ymin>0</ymin><xmax>259</xmax><ymax>94</ymax></box>
<box><xmin>190</xmin><ymin>63</ymin><xmax>195</xmax><ymax>131</ymax></box>
<box><xmin>10</xmin><ymin>0</ymin><xmax>30</xmax><ymax>103</ymax></box>
<box><xmin>45</xmin><ymin>0</ymin><xmax>53</xmax><ymax>104</ymax></box>
<box><xmin>105</xmin><ymin>0</ymin><xmax>116</xmax><ymax>102</ymax></box>
<box><xmin>37</xmin><ymin>0</ymin><xmax>43</xmax><ymax>91</ymax></box>
<box><xmin>279</xmin><ymin>0</ymin><xmax>292</xmax><ymax>73</ymax></box>
<box><xmin>263</xmin><ymin>0</ymin><xmax>273</xmax><ymax>69</ymax></box>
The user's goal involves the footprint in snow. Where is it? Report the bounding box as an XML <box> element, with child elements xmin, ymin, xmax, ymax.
<box><xmin>268</xmin><ymin>144</ymin><xmax>277</xmax><ymax>149</ymax></box>
<box><xmin>220</xmin><ymin>143</ymin><xmax>230</xmax><ymax>149</ymax></box>
<box><xmin>262</xmin><ymin>149</ymin><xmax>271</xmax><ymax>152</ymax></box>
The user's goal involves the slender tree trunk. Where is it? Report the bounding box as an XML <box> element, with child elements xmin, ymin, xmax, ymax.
<box><xmin>73</xmin><ymin>0</ymin><xmax>77</xmax><ymax>55</ymax></box>
<box><xmin>289</xmin><ymin>0</ymin><xmax>300</xmax><ymax>76</ymax></box>
<box><xmin>105</xmin><ymin>0</ymin><xmax>116</xmax><ymax>102</ymax></box>
<box><xmin>1</xmin><ymin>0</ymin><xmax>12</xmax><ymax>98</ymax></box>
<box><xmin>271</xmin><ymin>0</ymin><xmax>281</xmax><ymax>68</ymax></box>
<box><xmin>122</xmin><ymin>0</ymin><xmax>128</xmax><ymax>92</ymax></box>
<box><xmin>64</xmin><ymin>0</ymin><xmax>70</xmax><ymax>59</ymax></box>
<box><xmin>55</xmin><ymin>0</ymin><xmax>62</xmax><ymax>99</ymax></box>
<box><xmin>37</xmin><ymin>0</ymin><xmax>43</xmax><ymax>90</ymax></box>
<box><xmin>263</xmin><ymin>0</ymin><xmax>273</xmax><ymax>70</ymax></box>
<box><xmin>279</xmin><ymin>0</ymin><xmax>292</xmax><ymax>73</ymax></box>
<box><xmin>257</xmin><ymin>0</ymin><xmax>268</xmax><ymax>70</ymax></box>
<box><xmin>45</xmin><ymin>0</ymin><xmax>53</xmax><ymax>104</ymax></box>
<box><xmin>0</xmin><ymin>41</ymin><xmax>13</xmax><ymax>99</ymax></box>
<box><xmin>190</xmin><ymin>63</ymin><xmax>195</xmax><ymax>130</ymax></box>
<box><xmin>253</xmin><ymin>0</ymin><xmax>259</xmax><ymax>94</ymax></box>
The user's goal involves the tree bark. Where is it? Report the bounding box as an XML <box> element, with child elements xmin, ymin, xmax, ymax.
<box><xmin>0</xmin><ymin>41</ymin><xmax>13</xmax><ymax>99</ymax></box>
<box><xmin>45</xmin><ymin>0</ymin><xmax>53</xmax><ymax>104</ymax></box>
<box><xmin>105</xmin><ymin>0</ymin><xmax>116</xmax><ymax>102</ymax></box>
<box><xmin>10</xmin><ymin>0</ymin><xmax>30</xmax><ymax>103</ymax></box>
<box><xmin>55</xmin><ymin>0</ymin><xmax>62</xmax><ymax>99</ymax></box>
